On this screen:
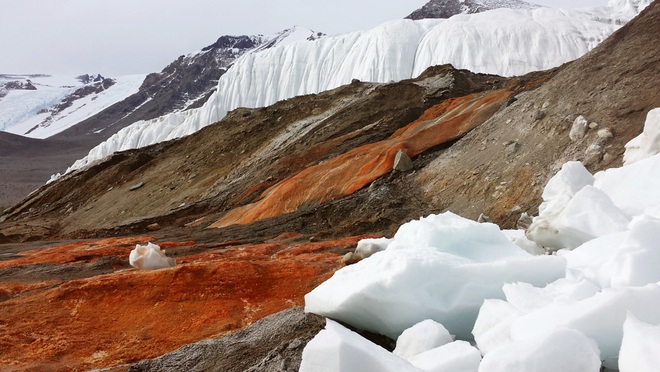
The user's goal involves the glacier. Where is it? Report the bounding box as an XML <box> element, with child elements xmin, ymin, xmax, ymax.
<box><xmin>60</xmin><ymin>1</ymin><xmax>649</xmax><ymax>178</ymax></box>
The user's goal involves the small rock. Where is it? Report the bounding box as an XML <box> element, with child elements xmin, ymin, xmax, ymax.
<box><xmin>129</xmin><ymin>182</ymin><xmax>144</xmax><ymax>191</ymax></box>
<box><xmin>393</xmin><ymin>149</ymin><xmax>413</xmax><ymax>172</ymax></box>
<box><xmin>146</xmin><ymin>223</ymin><xmax>160</xmax><ymax>231</ymax></box>
<box><xmin>585</xmin><ymin>144</ymin><xmax>604</xmax><ymax>164</ymax></box>
<box><xmin>597</xmin><ymin>128</ymin><xmax>613</xmax><ymax>140</ymax></box>
<box><xmin>532</xmin><ymin>110</ymin><xmax>545</xmax><ymax>121</ymax></box>
<box><xmin>477</xmin><ymin>213</ymin><xmax>492</xmax><ymax>223</ymax></box>
<box><xmin>511</xmin><ymin>205</ymin><xmax>522</xmax><ymax>213</ymax></box>
<box><xmin>603</xmin><ymin>152</ymin><xmax>615</xmax><ymax>163</ymax></box>
<box><xmin>588</xmin><ymin>122</ymin><xmax>599</xmax><ymax>130</ymax></box>
<box><xmin>309</xmin><ymin>236</ymin><xmax>319</xmax><ymax>242</ymax></box>
<box><xmin>342</xmin><ymin>252</ymin><xmax>360</xmax><ymax>265</ymax></box>
<box><xmin>569</xmin><ymin>116</ymin><xmax>589</xmax><ymax>141</ymax></box>
<box><xmin>505</xmin><ymin>141</ymin><xmax>520</xmax><ymax>156</ymax></box>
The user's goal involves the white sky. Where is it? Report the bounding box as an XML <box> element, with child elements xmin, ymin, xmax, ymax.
<box><xmin>0</xmin><ymin>0</ymin><xmax>608</xmax><ymax>76</ymax></box>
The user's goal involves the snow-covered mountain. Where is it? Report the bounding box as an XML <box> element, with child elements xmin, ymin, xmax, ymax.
<box><xmin>0</xmin><ymin>74</ymin><xmax>144</xmax><ymax>139</ymax></box>
<box><xmin>51</xmin><ymin>27</ymin><xmax>324</xmax><ymax>143</ymax></box>
<box><xmin>61</xmin><ymin>1</ymin><xmax>649</xmax><ymax>178</ymax></box>
<box><xmin>405</xmin><ymin>0</ymin><xmax>540</xmax><ymax>20</ymax></box>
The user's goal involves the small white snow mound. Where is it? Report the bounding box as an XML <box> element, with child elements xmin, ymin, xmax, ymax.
<box><xmin>478</xmin><ymin>328</ymin><xmax>601</xmax><ymax>372</ymax></box>
<box><xmin>619</xmin><ymin>312</ymin><xmax>660</xmax><ymax>372</ymax></box>
<box><xmin>408</xmin><ymin>340</ymin><xmax>481</xmax><ymax>372</ymax></box>
<box><xmin>304</xmin><ymin>212</ymin><xmax>565</xmax><ymax>340</ymax></box>
<box><xmin>129</xmin><ymin>242</ymin><xmax>176</xmax><ymax>270</ymax></box>
<box><xmin>299</xmin><ymin>319</ymin><xmax>420</xmax><ymax>372</ymax></box>
<box><xmin>393</xmin><ymin>319</ymin><xmax>454</xmax><ymax>359</ymax></box>
<box><xmin>624</xmin><ymin>108</ymin><xmax>660</xmax><ymax>165</ymax></box>
<box><xmin>355</xmin><ymin>237</ymin><xmax>392</xmax><ymax>259</ymax></box>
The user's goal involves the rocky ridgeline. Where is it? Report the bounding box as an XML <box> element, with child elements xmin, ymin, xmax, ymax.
<box><xmin>405</xmin><ymin>0</ymin><xmax>539</xmax><ymax>20</ymax></box>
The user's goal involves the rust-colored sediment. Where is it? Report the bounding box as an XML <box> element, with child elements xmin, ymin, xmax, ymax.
<box><xmin>0</xmin><ymin>235</ymin><xmax>360</xmax><ymax>371</ymax></box>
<box><xmin>211</xmin><ymin>89</ymin><xmax>511</xmax><ymax>228</ymax></box>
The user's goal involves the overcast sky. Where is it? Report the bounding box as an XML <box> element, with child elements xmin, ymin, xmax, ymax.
<box><xmin>0</xmin><ymin>0</ymin><xmax>608</xmax><ymax>76</ymax></box>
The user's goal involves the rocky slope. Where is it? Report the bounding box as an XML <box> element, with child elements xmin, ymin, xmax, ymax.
<box><xmin>0</xmin><ymin>29</ymin><xmax>319</xmax><ymax>209</ymax></box>
<box><xmin>0</xmin><ymin>2</ymin><xmax>658</xmax><ymax>371</ymax></box>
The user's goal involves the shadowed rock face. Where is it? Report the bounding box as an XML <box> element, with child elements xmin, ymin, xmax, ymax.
<box><xmin>129</xmin><ymin>307</ymin><xmax>325</xmax><ymax>372</ymax></box>
<box><xmin>0</xmin><ymin>3</ymin><xmax>658</xmax><ymax>370</ymax></box>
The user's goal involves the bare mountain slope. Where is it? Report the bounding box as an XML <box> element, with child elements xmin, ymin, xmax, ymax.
<box><xmin>1</xmin><ymin>3</ymin><xmax>658</xmax><ymax>242</ymax></box>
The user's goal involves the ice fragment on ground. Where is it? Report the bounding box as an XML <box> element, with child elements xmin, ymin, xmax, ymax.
<box><xmin>478</xmin><ymin>328</ymin><xmax>601</xmax><ymax>372</ymax></box>
<box><xmin>393</xmin><ymin>319</ymin><xmax>453</xmax><ymax>359</ymax></box>
<box><xmin>299</xmin><ymin>319</ymin><xmax>420</xmax><ymax>372</ymax></box>
<box><xmin>129</xmin><ymin>242</ymin><xmax>176</xmax><ymax>270</ymax></box>
<box><xmin>618</xmin><ymin>312</ymin><xmax>660</xmax><ymax>372</ymax></box>
<box><xmin>305</xmin><ymin>212</ymin><xmax>565</xmax><ymax>340</ymax></box>
<box><xmin>408</xmin><ymin>340</ymin><xmax>481</xmax><ymax>372</ymax></box>
<box><xmin>624</xmin><ymin>107</ymin><xmax>660</xmax><ymax>165</ymax></box>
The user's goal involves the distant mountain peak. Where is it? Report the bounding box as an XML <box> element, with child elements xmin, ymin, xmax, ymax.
<box><xmin>405</xmin><ymin>0</ymin><xmax>540</xmax><ymax>20</ymax></box>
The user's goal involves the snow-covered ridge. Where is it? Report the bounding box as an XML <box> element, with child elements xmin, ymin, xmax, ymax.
<box><xmin>61</xmin><ymin>3</ymin><xmax>644</xmax><ymax>178</ymax></box>
<box><xmin>0</xmin><ymin>74</ymin><xmax>145</xmax><ymax>139</ymax></box>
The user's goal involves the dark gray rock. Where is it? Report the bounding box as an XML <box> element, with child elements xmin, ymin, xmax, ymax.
<box><xmin>129</xmin><ymin>307</ymin><xmax>325</xmax><ymax>372</ymax></box>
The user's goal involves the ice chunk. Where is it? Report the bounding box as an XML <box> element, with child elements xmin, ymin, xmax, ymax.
<box><xmin>569</xmin><ymin>115</ymin><xmax>589</xmax><ymax>141</ymax></box>
<box><xmin>299</xmin><ymin>319</ymin><xmax>420</xmax><ymax>372</ymax></box>
<box><xmin>536</xmin><ymin>161</ymin><xmax>594</xmax><ymax>216</ymax></box>
<box><xmin>619</xmin><ymin>312</ymin><xmax>660</xmax><ymax>372</ymax></box>
<box><xmin>305</xmin><ymin>212</ymin><xmax>565</xmax><ymax>340</ymax></box>
<box><xmin>564</xmin><ymin>216</ymin><xmax>660</xmax><ymax>288</ymax></box>
<box><xmin>473</xmin><ymin>278</ymin><xmax>598</xmax><ymax>355</ymax></box>
<box><xmin>508</xmin><ymin>283</ymin><xmax>660</xmax><ymax>369</ymax></box>
<box><xmin>472</xmin><ymin>299</ymin><xmax>522</xmax><ymax>355</ymax></box>
<box><xmin>594</xmin><ymin>153</ymin><xmax>660</xmax><ymax>217</ymax></box>
<box><xmin>393</xmin><ymin>319</ymin><xmax>453</xmax><ymax>359</ymax></box>
<box><xmin>501</xmin><ymin>229</ymin><xmax>545</xmax><ymax>255</ymax></box>
<box><xmin>355</xmin><ymin>237</ymin><xmax>392</xmax><ymax>259</ymax></box>
<box><xmin>128</xmin><ymin>242</ymin><xmax>176</xmax><ymax>270</ymax></box>
<box><xmin>527</xmin><ymin>185</ymin><xmax>629</xmax><ymax>250</ymax></box>
<box><xmin>624</xmin><ymin>108</ymin><xmax>660</xmax><ymax>165</ymax></box>
<box><xmin>479</xmin><ymin>328</ymin><xmax>601</xmax><ymax>372</ymax></box>
<box><xmin>408</xmin><ymin>340</ymin><xmax>481</xmax><ymax>372</ymax></box>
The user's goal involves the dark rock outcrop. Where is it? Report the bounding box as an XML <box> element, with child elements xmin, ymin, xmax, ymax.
<box><xmin>405</xmin><ymin>0</ymin><xmax>540</xmax><ymax>20</ymax></box>
<box><xmin>129</xmin><ymin>307</ymin><xmax>325</xmax><ymax>372</ymax></box>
